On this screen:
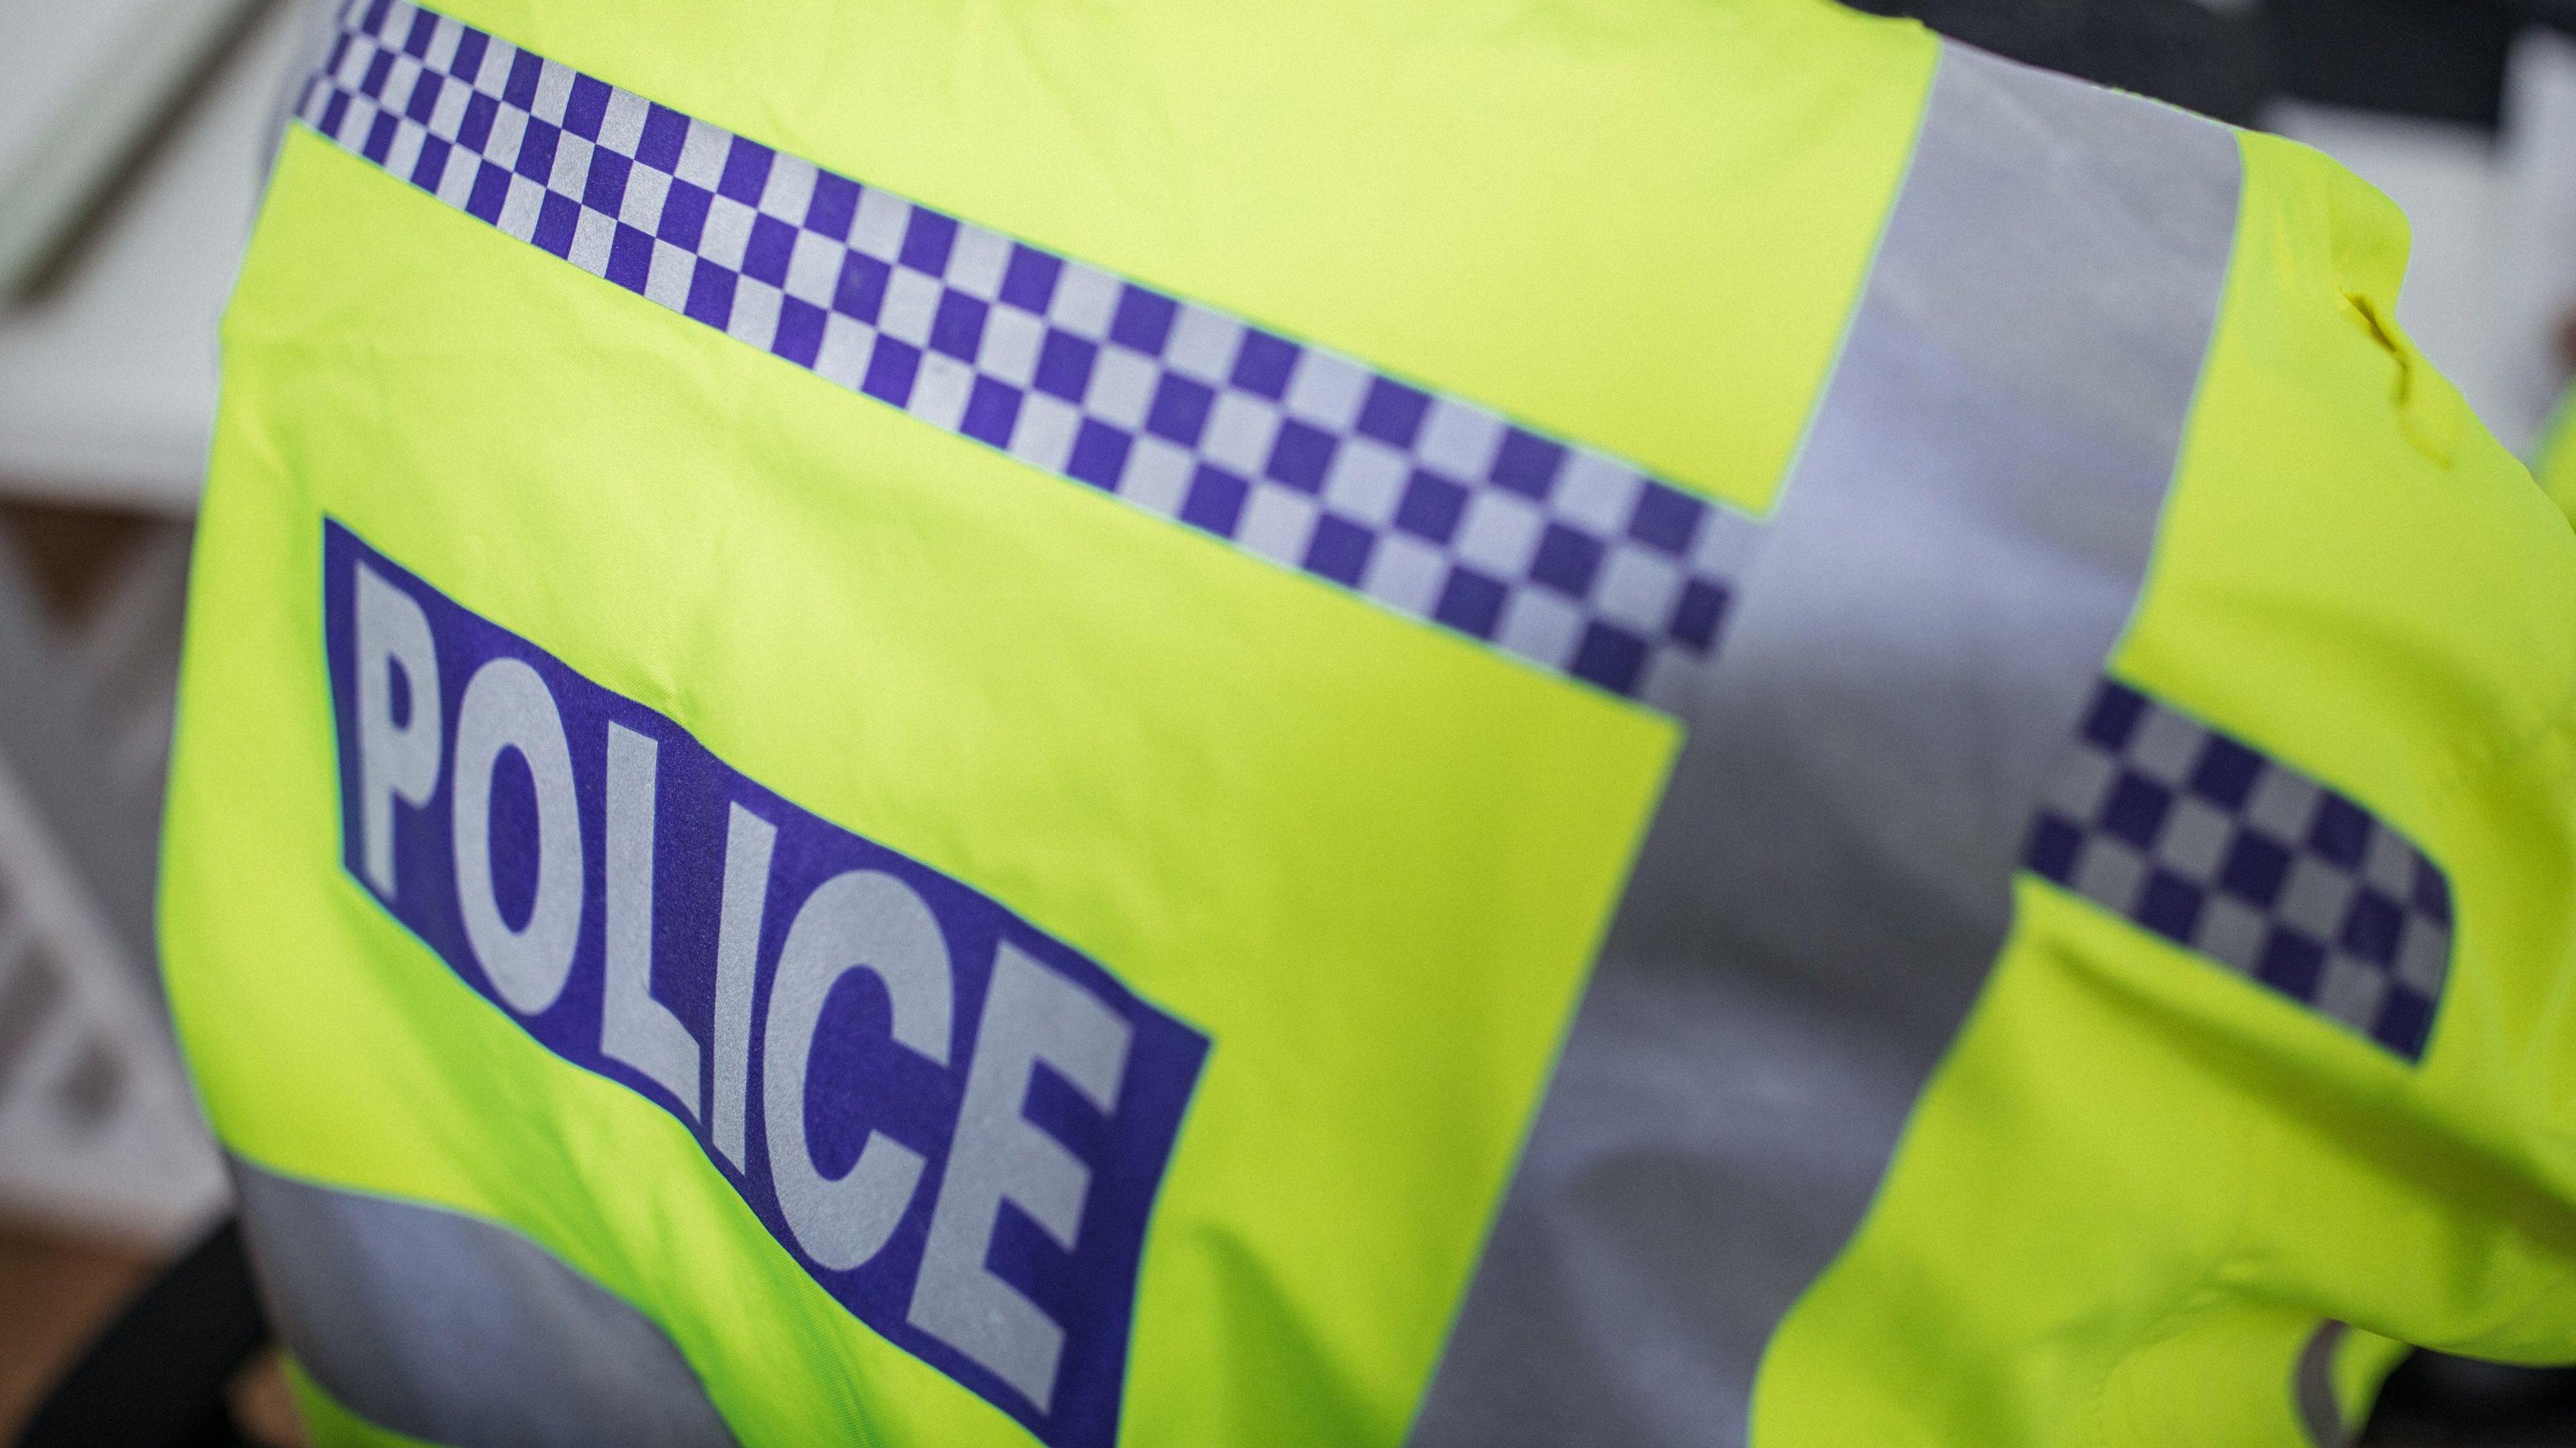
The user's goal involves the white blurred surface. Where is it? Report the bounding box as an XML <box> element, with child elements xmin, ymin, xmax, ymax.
<box><xmin>0</xmin><ymin>0</ymin><xmax>306</xmax><ymax>514</ymax></box>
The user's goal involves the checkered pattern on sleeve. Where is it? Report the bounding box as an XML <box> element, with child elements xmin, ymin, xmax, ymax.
<box><xmin>294</xmin><ymin>0</ymin><xmax>1760</xmax><ymax>704</ymax></box>
<box><xmin>2024</xmin><ymin>679</ymin><xmax>2452</xmax><ymax>1060</ymax></box>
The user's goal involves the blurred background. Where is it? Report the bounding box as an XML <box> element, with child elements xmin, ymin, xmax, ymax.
<box><xmin>3</xmin><ymin>0</ymin><xmax>2575</xmax><ymax>1443</ymax></box>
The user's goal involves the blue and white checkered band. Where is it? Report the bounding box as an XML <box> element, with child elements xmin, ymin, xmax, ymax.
<box><xmin>2025</xmin><ymin>679</ymin><xmax>2453</xmax><ymax>1061</ymax></box>
<box><xmin>296</xmin><ymin>0</ymin><xmax>1760</xmax><ymax>704</ymax></box>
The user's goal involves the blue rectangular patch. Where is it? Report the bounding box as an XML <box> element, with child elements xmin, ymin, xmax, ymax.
<box><xmin>321</xmin><ymin>518</ymin><xmax>1207</xmax><ymax>1447</ymax></box>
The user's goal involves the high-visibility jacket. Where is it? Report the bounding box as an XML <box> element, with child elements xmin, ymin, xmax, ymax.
<box><xmin>162</xmin><ymin>0</ymin><xmax>2576</xmax><ymax>1444</ymax></box>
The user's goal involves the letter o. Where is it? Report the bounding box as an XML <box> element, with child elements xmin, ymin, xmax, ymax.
<box><xmin>451</xmin><ymin>656</ymin><xmax>584</xmax><ymax>1016</ymax></box>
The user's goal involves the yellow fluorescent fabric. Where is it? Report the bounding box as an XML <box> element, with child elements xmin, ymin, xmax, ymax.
<box><xmin>169</xmin><ymin>104</ymin><xmax>1707</xmax><ymax>1446</ymax></box>
<box><xmin>1752</xmin><ymin>129</ymin><xmax>2576</xmax><ymax>1444</ymax></box>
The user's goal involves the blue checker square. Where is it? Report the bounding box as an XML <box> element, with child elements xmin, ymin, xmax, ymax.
<box><xmin>1034</xmin><ymin>331</ymin><xmax>1098</xmax><ymax>402</ymax></box>
<box><xmin>2081</xmin><ymin>681</ymin><xmax>2149</xmax><ymax>751</ymax></box>
<box><xmin>743</xmin><ymin>214</ymin><xmax>800</xmax><ymax>286</ymax></box>
<box><xmin>1110</xmin><ymin>286</ymin><xmax>1179</xmax><ymax>355</ymax></box>
<box><xmin>2186</xmin><ymin>733</ymin><xmax>2263</xmax><ymax>810</ymax></box>
<box><xmin>900</xmin><ymin>209</ymin><xmax>959</xmax><ymax>275</ymax></box>
<box><xmin>961</xmin><ymin>377</ymin><xmax>1024</xmax><ymax>449</ymax></box>
<box><xmin>657</xmin><ymin>180</ymin><xmax>712</xmax><ymax>248</ymax></box>
<box><xmin>2308</xmin><ymin>792</ymin><xmax>2371</xmax><ymax>869</ymax></box>
<box><xmin>604</xmin><ymin>223</ymin><xmax>653</xmax><ymax>292</ymax></box>
<box><xmin>930</xmin><ymin>291</ymin><xmax>990</xmax><ymax>361</ymax></box>
<box><xmin>1393</xmin><ymin>470</ymin><xmax>1468</xmax><ymax>543</ymax></box>
<box><xmin>862</xmin><ymin>336</ymin><xmax>922</xmax><ymax>406</ymax></box>
<box><xmin>564</xmin><ymin>72</ymin><xmax>611</xmax><ymax>139</ymax></box>
<box><xmin>2098</xmin><ymin>772</ymin><xmax>2172</xmax><ymax>851</ymax></box>
<box><xmin>502</xmin><ymin>48</ymin><xmax>541</xmax><ymax>108</ymax></box>
<box><xmin>2135</xmin><ymin>869</ymin><xmax>2206</xmax><ymax>942</ymax></box>
<box><xmin>2216</xmin><ymin>830</ymin><xmax>2291</xmax><ymax>907</ymax></box>
<box><xmin>1066</xmin><ymin>420</ymin><xmax>1134</xmax><ymax>491</ymax></box>
<box><xmin>1434</xmin><ymin>569</ymin><xmax>1510</xmax><ymax>641</ymax></box>
<box><xmin>1230</xmin><ymin>330</ymin><xmax>1298</xmax><ymax>399</ymax></box>
<box><xmin>458</xmin><ymin>90</ymin><xmax>498</xmax><ymax>152</ymax></box>
<box><xmin>360</xmin><ymin>48</ymin><xmax>393</xmax><ymax>98</ymax></box>
<box><xmin>833</xmin><ymin>252</ymin><xmax>890</xmax><ymax>323</ymax></box>
<box><xmin>362</xmin><ymin>111</ymin><xmax>398</xmax><ymax>164</ymax></box>
<box><xmin>1670</xmin><ymin>577</ymin><xmax>1729</xmax><ymax>651</ymax></box>
<box><xmin>636</xmin><ymin>102</ymin><xmax>688</xmax><ymax>172</ymax></box>
<box><xmin>451</xmin><ymin>27</ymin><xmax>488</xmax><ymax>84</ymax></box>
<box><xmin>1264</xmin><ymin>419</ymin><xmax>1336</xmax><ymax>494</ymax></box>
<box><xmin>1627</xmin><ymin>483</ymin><xmax>1703</xmax><ymax>555</ymax></box>
<box><xmin>465</xmin><ymin>159</ymin><xmax>511</xmax><ymax>223</ymax></box>
<box><xmin>1570</xmin><ymin>624</ymin><xmax>1651</xmax><ymax>696</ymax></box>
<box><xmin>2256</xmin><ymin>928</ymin><xmax>2327</xmax><ymax>1000</ymax></box>
<box><xmin>2339</xmin><ymin>889</ymin><xmax>2405</xmax><ymax>965</ymax></box>
<box><xmin>2412</xmin><ymin>860</ymin><xmax>2451</xmax><ymax>926</ymax></box>
<box><xmin>717</xmin><ymin>137</ymin><xmax>773</xmax><ymax>204</ymax></box>
<box><xmin>1144</xmin><ymin>374</ymin><xmax>1215</xmax><ymax>447</ymax></box>
<box><xmin>806</xmin><ymin>172</ymin><xmax>860</xmax><ymax>238</ymax></box>
<box><xmin>514</xmin><ymin>118</ymin><xmax>559</xmax><ymax>181</ymax></box>
<box><xmin>2027</xmin><ymin>812</ymin><xmax>2084</xmax><ymax>885</ymax></box>
<box><xmin>1178</xmin><ymin>465</ymin><xmax>1250</xmax><ymax>535</ymax></box>
<box><xmin>581</xmin><ymin>148</ymin><xmax>631</xmax><ymax>215</ymax></box>
<box><xmin>1000</xmin><ymin>245</ymin><xmax>1063</xmax><ymax>313</ymax></box>
<box><xmin>772</xmin><ymin>298</ymin><xmax>827</xmax><ymax>368</ymax></box>
<box><xmin>405</xmin><ymin>72</ymin><xmax>441</xmax><ymax>123</ymax></box>
<box><xmin>682</xmin><ymin>258</ymin><xmax>737</xmax><ymax>329</ymax></box>
<box><xmin>1529</xmin><ymin>522</ymin><xmax>1605</xmax><ymax>596</ymax></box>
<box><xmin>1303</xmin><ymin>514</ymin><xmax>1376</xmax><ymax>587</ymax></box>
<box><xmin>409</xmin><ymin>135</ymin><xmax>451</xmax><ymax>190</ymax></box>
<box><xmin>531</xmin><ymin>191</ymin><xmax>581</xmax><ymax>257</ymax></box>
<box><xmin>400</xmin><ymin>7</ymin><xmax>436</xmax><ymax>54</ymax></box>
<box><xmin>2375</xmin><ymin>990</ymin><xmax>2435</xmax><ymax>1056</ymax></box>
<box><xmin>1491</xmin><ymin>429</ymin><xmax>1568</xmax><ymax>499</ymax></box>
<box><xmin>1356</xmin><ymin>378</ymin><xmax>1431</xmax><ymax>447</ymax></box>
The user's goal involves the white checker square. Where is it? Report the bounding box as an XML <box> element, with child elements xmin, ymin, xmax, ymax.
<box><xmin>2316</xmin><ymin>957</ymin><xmax>2390</xmax><ymax>1034</ymax></box>
<box><xmin>597</xmin><ymin>89</ymin><xmax>649</xmax><ymax>156</ymax></box>
<box><xmin>618</xmin><ymin>164</ymin><xmax>670</xmax><ymax>233</ymax></box>
<box><xmin>783</xmin><ymin>231</ymin><xmax>843</xmax><ymax>306</ymax></box>
<box><xmin>1416</xmin><ymin>398</ymin><xmax>1505</xmax><ymax>480</ymax></box>
<box><xmin>1551</xmin><ymin>453</ymin><xmax>1646</xmax><ymax>536</ymax></box>
<box><xmin>374</xmin><ymin>1</ymin><xmax>416</xmax><ymax>44</ymax></box>
<box><xmin>335</xmin><ymin>36</ymin><xmax>372</xmax><ymax>89</ymax></box>
<box><xmin>812</xmin><ymin>313</ymin><xmax>877</xmax><ymax>390</ymax></box>
<box><xmin>1359</xmin><ymin>534</ymin><xmax>1448</xmax><ymax>617</ymax></box>
<box><xmin>1496</xmin><ymin>589</ymin><xmax>1587</xmax><ymax>671</ymax></box>
<box><xmin>1084</xmin><ymin>348</ymin><xmax>1159</xmax><ymax>431</ymax></box>
<box><xmin>726</xmin><ymin>278</ymin><xmax>785</xmax><ymax>351</ymax></box>
<box><xmin>2043</xmin><ymin>746</ymin><xmax>2120</xmax><ymax>822</ymax></box>
<box><xmin>1164</xmin><ymin>306</ymin><xmax>1242</xmax><ymax>384</ymax></box>
<box><xmin>1047</xmin><ymin>263</ymin><xmax>1120</xmax><ymax>339</ymax></box>
<box><xmin>945</xmin><ymin>226</ymin><xmax>1011</xmax><ymax>298</ymax></box>
<box><xmin>382</xmin><ymin>119</ymin><xmax>426</xmax><ymax>181</ymax></box>
<box><xmin>908</xmin><ymin>353</ymin><xmax>977</xmax><ymax>431</ymax></box>
<box><xmin>497</xmin><ymin>172</ymin><xmax>546</xmax><ymax>240</ymax></box>
<box><xmin>484</xmin><ymin>105</ymin><xmax>527</xmax><ymax>168</ymax></box>
<box><xmin>877</xmin><ymin>268</ymin><xmax>942</xmax><ymax>346</ymax></box>
<box><xmin>1320</xmin><ymin>439</ymin><xmax>1408</xmax><ymax>526</ymax></box>
<box><xmin>699</xmin><ymin>195</ymin><xmax>757</xmax><ymax>270</ymax></box>
<box><xmin>975</xmin><ymin>307</ymin><xmax>1046</xmax><ymax>387</ymax></box>
<box><xmin>2072</xmin><ymin>838</ymin><xmax>2148</xmax><ymax>915</ymax></box>
<box><xmin>2198</xmin><ymin>893</ymin><xmax>2269</xmax><ymax>974</ymax></box>
<box><xmin>1200</xmin><ymin>392</ymin><xmax>1282</xmax><ymax>478</ymax></box>
<box><xmin>674</xmin><ymin>118</ymin><xmax>731</xmax><ymax>188</ymax></box>
<box><xmin>2394</xmin><ymin>921</ymin><xmax>2448</xmax><ymax>995</ymax></box>
<box><xmin>531</xmin><ymin>60</ymin><xmax>575</xmax><ymax>124</ymax></box>
<box><xmin>1239</xmin><ymin>486</ymin><xmax>1321</xmax><ymax>565</ymax></box>
<box><xmin>429</xmin><ymin>73</ymin><xmax>471</xmax><ymax>137</ymax></box>
<box><xmin>384</xmin><ymin>56</ymin><xmax>423</xmax><ymax>113</ymax></box>
<box><xmin>1282</xmin><ymin>350</ymin><xmax>1368</xmax><ymax>430</ymax></box>
<box><xmin>1120</xmin><ymin>437</ymin><xmax>1195</xmax><ymax>517</ymax></box>
<box><xmin>848</xmin><ymin>188</ymin><xmax>909</xmax><ymax>258</ymax></box>
<box><xmin>333</xmin><ymin>96</ymin><xmax>378</xmax><ymax>150</ymax></box>
<box><xmin>433</xmin><ymin>145</ymin><xmax>479</xmax><ymax>205</ymax></box>
<box><xmin>2277</xmin><ymin>857</ymin><xmax>2357</xmax><ymax>942</ymax></box>
<box><xmin>1451</xmin><ymin>491</ymin><xmax>1545</xmax><ymax>577</ymax></box>
<box><xmin>2245</xmin><ymin>769</ymin><xmax>2322</xmax><ymax>844</ymax></box>
<box><xmin>547</xmin><ymin>133</ymin><xmax>596</xmax><ymax>201</ymax></box>
<box><xmin>424</xmin><ymin>15</ymin><xmax>464</xmax><ymax>70</ymax></box>
<box><xmin>568</xmin><ymin>207</ymin><xmax>618</xmax><ymax>276</ymax></box>
<box><xmin>1592</xmin><ymin>545</ymin><xmax>1685</xmax><ymax>633</ymax></box>
<box><xmin>643</xmin><ymin>238</ymin><xmax>696</xmax><ymax>311</ymax></box>
<box><xmin>2127</xmin><ymin>706</ymin><xmax>2204</xmax><ymax>786</ymax></box>
<box><xmin>472</xmin><ymin>40</ymin><xmax>517</xmax><ymax>96</ymax></box>
<box><xmin>1691</xmin><ymin>506</ymin><xmax>1758</xmax><ymax>578</ymax></box>
<box><xmin>1008</xmin><ymin>392</ymin><xmax>1084</xmax><ymax>474</ymax></box>
<box><xmin>759</xmin><ymin>154</ymin><xmax>818</xmax><ymax>223</ymax></box>
<box><xmin>2361</xmin><ymin>828</ymin><xmax>2414</xmax><ymax>897</ymax></box>
<box><xmin>2156</xmin><ymin>795</ymin><xmax>2234</xmax><ymax>879</ymax></box>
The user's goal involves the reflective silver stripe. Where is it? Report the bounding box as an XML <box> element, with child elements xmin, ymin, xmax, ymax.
<box><xmin>2296</xmin><ymin>1321</ymin><xmax>2352</xmax><ymax>1448</ymax></box>
<box><xmin>232</xmin><ymin>1158</ymin><xmax>738</xmax><ymax>1447</ymax></box>
<box><xmin>1409</xmin><ymin>44</ymin><xmax>2242</xmax><ymax>1447</ymax></box>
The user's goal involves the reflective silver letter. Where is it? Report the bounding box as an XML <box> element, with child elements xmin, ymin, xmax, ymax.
<box><xmin>711</xmin><ymin>801</ymin><xmax>775</xmax><ymax>1170</ymax></box>
<box><xmin>764</xmin><ymin>870</ymin><xmax>953</xmax><ymax>1271</ymax></box>
<box><xmin>451</xmin><ymin>657</ymin><xmax>582</xmax><ymax>1016</ymax></box>
<box><xmin>354</xmin><ymin>561</ymin><xmax>439</xmax><ymax>896</ymax></box>
<box><xmin>602</xmin><ymin>724</ymin><xmax>700</xmax><ymax>1120</ymax></box>
<box><xmin>910</xmin><ymin>944</ymin><xmax>1130</xmax><ymax>1412</ymax></box>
